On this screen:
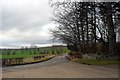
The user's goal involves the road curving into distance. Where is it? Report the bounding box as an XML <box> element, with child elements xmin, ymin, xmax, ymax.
<box><xmin>2</xmin><ymin>54</ymin><xmax>69</xmax><ymax>72</ymax></box>
<box><xmin>2</xmin><ymin>54</ymin><xmax>119</xmax><ymax>78</ymax></box>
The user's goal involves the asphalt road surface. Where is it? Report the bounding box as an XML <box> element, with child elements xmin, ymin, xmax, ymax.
<box><xmin>2</xmin><ymin>54</ymin><xmax>119</xmax><ymax>78</ymax></box>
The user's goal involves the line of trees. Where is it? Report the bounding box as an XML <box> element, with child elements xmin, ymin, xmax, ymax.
<box><xmin>50</xmin><ymin>1</ymin><xmax>120</xmax><ymax>58</ymax></box>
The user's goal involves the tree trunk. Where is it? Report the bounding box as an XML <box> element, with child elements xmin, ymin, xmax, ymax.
<box><xmin>106</xmin><ymin>3</ymin><xmax>116</xmax><ymax>55</ymax></box>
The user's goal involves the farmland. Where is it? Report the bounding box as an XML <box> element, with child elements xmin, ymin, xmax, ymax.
<box><xmin>0</xmin><ymin>46</ymin><xmax>69</xmax><ymax>59</ymax></box>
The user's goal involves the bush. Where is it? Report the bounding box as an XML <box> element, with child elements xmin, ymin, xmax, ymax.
<box><xmin>68</xmin><ymin>51</ymin><xmax>81</xmax><ymax>58</ymax></box>
<box><xmin>96</xmin><ymin>43</ymin><xmax>108</xmax><ymax>54</ymax></box>
<box><xmin>83</xmin><ymin>43</ymin><xmax>96</xmax><ymax>53</ymax></box>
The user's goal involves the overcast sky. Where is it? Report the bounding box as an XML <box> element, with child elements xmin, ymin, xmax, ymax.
<box><xmin>0</xmin><ymin>0</ymin><xmax>60</xmax><ymax>48</ymax></box>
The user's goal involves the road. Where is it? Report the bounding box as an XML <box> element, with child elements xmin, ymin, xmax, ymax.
<box><xmin>2</xmin><ymin>54</ymin><xmax>119</xmax><ymax>78</ymax></box>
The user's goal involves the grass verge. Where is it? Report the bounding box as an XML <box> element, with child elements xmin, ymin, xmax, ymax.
<box><xmin>3</xmin><ymin>55</ymin><xmax>56</xmax><ymax>66</ymax></box>
<box><xmin>67</xmin><ymin>56</ymin><xmax>120</xmax><ymax>65</ymax></box>
<box><xmin>73</xmin><ymin>58</ymin><xmax>120</xmax><ymax>65</ymax></box>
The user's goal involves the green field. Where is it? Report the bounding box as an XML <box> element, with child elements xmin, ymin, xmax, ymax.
<box><xmin>0</xmin><ymin>46</ymin><xmax>70</xmax><ymax>59</ymax></box>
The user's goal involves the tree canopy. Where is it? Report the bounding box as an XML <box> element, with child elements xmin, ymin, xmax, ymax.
<box><xmin>50</xmin><ymin>1</ymin><xmax>120</xmax><ymax>58</ymax></box>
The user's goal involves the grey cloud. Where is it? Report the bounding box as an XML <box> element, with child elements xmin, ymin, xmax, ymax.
<box><xmin>1</xmin><ymin>0</ymin><xmax>58</xmax><ymax>48</ymax></box>
<box><xmin>2</xmin><ymin>0</ymin><xmax>52</xmax><ymax>31</ymax></box>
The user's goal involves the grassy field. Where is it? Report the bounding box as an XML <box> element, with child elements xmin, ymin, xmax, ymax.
<box><xmin>72</xmin><ymin>58</ymin><xmax>120</xmax><ymax>65</ymax></box>
<box><xmin>0</xmin><ymin>46</ymin><xmax>70</xmax><ymax>59</ymax></box>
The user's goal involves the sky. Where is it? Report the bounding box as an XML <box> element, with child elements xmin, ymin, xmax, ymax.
<box><xmin>1</xmin><ymin>0</ymin><xmax>119</xmax><ymax>49</ymax></box>
<box><xmin>0</xmin><ymin>0</ymin><xmax>62</xmax><ymax>48</ymax></box>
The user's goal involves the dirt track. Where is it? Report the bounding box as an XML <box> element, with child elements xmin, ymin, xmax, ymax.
<box><xmin>2</xmin><ymin>55</ymin><xmax>119</xmax><ymax>78</ymax></box>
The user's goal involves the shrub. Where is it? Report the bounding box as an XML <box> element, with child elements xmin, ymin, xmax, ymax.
<box><xmin>96</xmin><ymin>43</ymin><xmax>108</xmax><ymax>54</ymax></box>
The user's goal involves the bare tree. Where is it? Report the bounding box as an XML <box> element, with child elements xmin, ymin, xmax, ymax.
<box><xmin>50</xmin><ymin>1</ymin><xmax>120</xmax><ymax>58</ymax></box>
